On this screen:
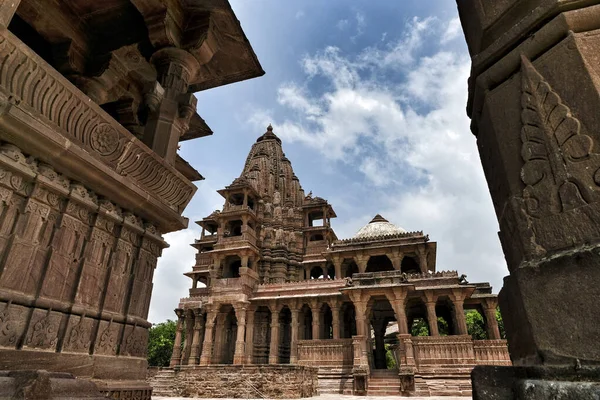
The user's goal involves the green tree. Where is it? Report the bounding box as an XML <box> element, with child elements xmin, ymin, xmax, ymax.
<box><xmin>497</xmin><ymin>307</ymin><xmax>506</xmax><ymax>339</ymax></box>
<box><xmin>147</xmin><ymin>320</ymin><xmax>177</xmax><ymax>367</ymax></box>
<box><xmin>411</xmin><ymin>318</ymin><xmax>430</xmax><ymax>336</ymax></box>
<box><xmin>465</xmin><ymin>310</ymin><xmax>487</xmax><ymax>339</ymax></box>
<box><xmin>385</xmin><ymin>344</ymin><xmax>397</xmax><ymax>369</ymax></box>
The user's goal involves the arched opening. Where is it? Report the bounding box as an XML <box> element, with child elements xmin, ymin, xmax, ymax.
<box><xmin>224</xmin><ymin>220</ymin><xmax>243</xmax><ymax>237</ymax></box>
<box><xmin>228</xmin><ymin>193</ymin><xmax>244</xmax><ymax>206</ymax></box>
<box><xmin>343</xmin><ymin>260</ymin><xmax>359</xmax><ymax>278</ymax></box>
<box><xmin>308</xmin><ymin>211</ymin><xmax>324</xmax><ymax>227</ymax></box>
<box><xmin>309</xmin><ymin>233</ymin><xmax>324</xmax><ymax>241</ymax></box>
<box><xmin>435</xmin><ymin>297</ymin><xmax>456</xmax><ymax>336</ymax></box>
<box><xmin>299</xmin><ymin>304</ymin><xmax>313</xmax><ymax>340</ymax></box>
<box><xmin>222</xmin><ymin>256</ymin><xmax>241</xmax><ymax>278</ymax></box>
<box><xmin>252</xmin><ymin>306</ymin><xmax>271</xmax><ymax>364</ymax></box>
<box><xmin>341</xmin><ymin>302</ymin><xmax>357</xmax><ymax>338</ymax></box>
<box><xmin>406</xmin><ymin>298</ymin><xmax>430</xmax><ymax>336</ymax></box>
<box><xmin>320</xmin><ymin>303</ymin><xmax>333</xmax><ymax>339</ymax></box>
<box><xmin>401</xmin><ymin>256</ymin><xmax>420</xmax><ymax>274</ymax></box>
<box><xmin>327</xmin><ymin>264</ymin><xmax>335</xmax><ymax>280</ymax></box>
<box><xmin>215</xmin><ymin>305</ymin><xmax>237</xmax><ymax>364</ymax></box>
<box><xmin>279</xmin><ymin>307</ymin><xmax>292</xmax><ymax>363</ymax></box>
<box><xmin>369</xmin><ymin>297</ymin><xmax>397</xmax><ymax>369</ymax></box>
<box><xmin>465</xmin><ymin>305</ymin><xmax>489</xmax><ymax>340</ymax></box>
<box><xmin>310</xmin><ymin>266</ymin><xmax>324</xmax><ymax>279</ymax></box>
<box><xmin>366</xmin><ymin>255</ymin><xmax>394</xmax><ymax>273</ymax></box>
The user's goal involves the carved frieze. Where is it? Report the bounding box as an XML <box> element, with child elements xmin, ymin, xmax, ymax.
<box><xmin>0</xmin><ymin>301</ymin><xmax>27</xmax><ymax>349</ymax></box>
<box><xmin>95</xmin><ymin>319</ymin><xmax>119</xmax><ymax>356</ymax></box>
<box><xmin>24</xmin><ymin>309</ymin><xmax>61</xmax><ymax>351</ymax></box>
<box><xmin>63</xmin><ymin>314</ymin><xmax>94</xmax><ymax>353</ymax></box>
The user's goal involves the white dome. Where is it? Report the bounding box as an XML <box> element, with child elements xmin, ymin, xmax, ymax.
<box><xmin>354</xmin><ymin>215</ymin><xmax>407</xmax><ymax>238</ymax></box>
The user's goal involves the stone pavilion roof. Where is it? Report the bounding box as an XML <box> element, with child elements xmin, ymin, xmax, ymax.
<box><xmin>354</xmin><ymin>214</ymin><xmax>407</xmax><ymax>239</ymax></box>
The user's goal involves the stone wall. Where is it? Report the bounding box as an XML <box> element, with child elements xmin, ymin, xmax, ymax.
<box><xmin>149</xmin><ymin>365</ymin><xmax>318</xmax><ymax>399</ymax></box>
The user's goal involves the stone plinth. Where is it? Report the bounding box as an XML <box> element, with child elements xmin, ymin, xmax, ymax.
<box><xmin>148</xmin><ymin>365</ymin><xmax>318</xmax><ymax>399</ymax></box>
<box><xmin>0</xmin><ymin>370</ymin><xmax>106</xmax><ymax>399</ymax></box>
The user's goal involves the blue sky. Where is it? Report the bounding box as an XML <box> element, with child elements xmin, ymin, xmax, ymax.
<box><xmin>148</xmin><ymin>1</ymin><xmax>506</xmax><ymax>323</ymax></box>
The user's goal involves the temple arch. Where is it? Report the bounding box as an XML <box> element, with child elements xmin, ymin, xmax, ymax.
<box><xmin>320</xmin><ymin>303</ymin><xmax>333</xmax><ymax>339</ymax></box>
<box><xmin>343</xmin><ymin>259</ymin><xmax>359</xmax><ymax>278</ymax></box>
<box><xmin>340</xmin><ymin>302</ymin><xmax>357</xmax><ymax>338</ymax></box>
<box><xmin>435</xmin><ymin>297</ymin><xmax>456</xmax><ymax>336</ymax></box>
<box><xmin>299</xmin><ymin>304</ymin><xmax>313</xmax><ymax>340</ymax></box>
<box><xmin>366</xmin><ymin>255</ymin><xmax>394</xmax><ymax>273</ymax></box>
<box><xmin>401</xmin><ymin>256</ymin><xmax>420</xmax><ymax>274</ymax></box>
<box><xmin>406</xmin><ymin>298</ymin><xmax>430</xmax><ymax>336</ymax></box>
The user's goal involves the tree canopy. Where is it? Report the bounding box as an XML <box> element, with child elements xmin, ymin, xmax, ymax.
<box><xmin>147</xmin><ymin>320</ymin><xmax>177</xmax><ymax>367</ymax></box>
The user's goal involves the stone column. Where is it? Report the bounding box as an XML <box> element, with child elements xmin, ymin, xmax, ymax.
<box><xmin>332</xmin><ymin>257</ymin><xmax>342</xmax><ymax>280</ymax></box>
<box><xmin>483</xmin><ymin>305</ymin><xmax>501</xmax><ymax>340</ymax></box>
<box><xmin>269</xmin><ymin>306</ymin><xmax>280</xmax><ymax>364</ymax></box>
<box><xmin>331</xmin><ymin>305</ymin><xmax>341</xmax><ymax>339</ymax></box>
<box><xmin>169</xmin><ymin>309</ymin><xmax>185</xmax><ymax>367</ymax></box>
<box><xmin>212</xmin><ymin>312</ymin><xmax>227</xmax><ymax>363</ymax></box>
<box><xmin>453</xmin><ymin>299</ymin><xmax>468</xmax><ymax>335</ymax></box>
<box><xmin>425</xmin><ymin>301</ymin><xmax>439</xmax><ymax>336</ymax></box>
<box><xmin>188</xmin><ymin>308</ymin><xmax>205</xmax><ymax>365</ymax></box>
<box><xmin>233</xmin><ymin>305</ymin><xmax>247</xmax><ymax>364</ymax></box>
<box><xmin>310</xmin><ymin>303</ymin><xmax>320</xmax><ymax>340</ymax></box>
<box><xmin>354</xmin><ymin>255</ymin><xmax>369</xmax><ymax>274</ymax></box>
<box><xmin>199</xmin><ymin>311</ymin><xmax>216</xmax><ymax>366</ymax></box>
<box><xmin>391</xmin><ymin>288</ymin><xmax>409</xmax><ymax>335</ymax></box>
<box><xmin>245</xmin><ymin>308</ymin><xmax>255</xmax><ymax>364</ymax></box>
<box><xmin>181</xmin><ymin>309</ymin><xmax>194</xmax><ymax>364</ymax></box>
<box><xmin>458</xmin><ymin>4</ymin><xmax>600</xmax><ymax>397</ymax></box>
<box><xmin>290</xmin><ymin>306</ymin><xmax>300</xmax><ymax>363</ymax></box>
<box><xmin>352</xmin><ymin>300</ymin><xmax>370</xmax><ymax>372</ymax></box>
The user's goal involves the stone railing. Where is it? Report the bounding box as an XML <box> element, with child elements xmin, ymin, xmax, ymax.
<box><xmin>195</xmin><ymin>253</ymin><xmax>212</xmax><ymax>267</ymax></box>
<box><xmin>221</xmin><ymin>230</ymin><xmax>257</xmax><ymax>247</ymax></box>
<box><xmin>351</xmin><ymin>270</ymin><xmax>460</xmax><ymax>287</ymax></box>
<box><xmin>473</xmin><ymin>339</ymin><xmax>511</xmax><ymax>366</ymax></box>
<box><xmin>189</xmin><ymin>287</ymin><xmax>209</xmax><ymax>297</ymax></box>
<box><xmin>305</xmin><ymin>242</ymin><xmax>328</xmax><ymax>255</ymax></box>
<box><xmin>412</xmin><ymin>335</ymin><xmax>476</xmax><ymax>366</ymax></box>
<box><xmin>0</xmin><ymin>29</ymin><xmax>196</xmax><ymax>216</ymax></box>
<box><xmin>223</xmin><ymin>204</ymin><xmax>256</xmax><ymax>215</ymax></box>
<box><xmin>297</xmin><ymin>339</ymin><xmax>354</xmax><ymax>367</ymax></box>
<box><xmin>196</xmin><ymin>234</ymin><xmax>217</xmax><ymax>243</ymax></box>
<box><xmin>211</xmin><ymin>268</ymin><xmax>259</xmax><ymax>294</ymax></box>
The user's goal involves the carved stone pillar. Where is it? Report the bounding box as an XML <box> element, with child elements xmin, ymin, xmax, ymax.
<box><xmin>483</xmin><ymin>305</ymin><xmax>501</xmax><ymax>340</ymax></box>
<box><xmin>332</xmin><ymin>257</ymin><xmax>342</xmax><ymax>280</ymax></box>
<box><xmin>212</xmin><ymin>312</ymin><xmax>227</xmax><ymax>364</ymax></box>
<box><xmin>199</xmin><ymin>311</ymin><xmax>216</xmax><ymax>366</ymax></box>
<box><xmin>181</xmin><ymin>309</ymin><xmax>194</xmax><ymax>364</ymax></box>
<box><xmin>143</xmin><ymin>48</ymin><xmax>200</xmax><ymax>163</ymax></box>
<box><xmin>169</xmin><ymin>309</ymin><xmax>185</xmax><ymax>367</ymax></box>
<box><xmin>233</xmin><ymin>305</ymin><xmax>247</xmax><ymax>364</ymax></box>
<box><xmin>269</xmin><ymin>306</ymin><xmax>280</xmax><ymax>364</ymax></box>
<box><xmin>245</xmin><ymin>308</ymin><xmax>255</xmax><ymax>364</ymax></box>
<box><xmin>290</xmin><ymin>306</ymin><xmax>300</xmax><ymax>363</ymax></box>
<box><xmin>457</xmin><ymin>2</ymin><xmax>600</xmax><ymax>396</ymax></box>
<box><xmin>310</xmin><ymin>303</ymin><xmax>321</xmax><ymax>340</ymax></box>
<box><xmin>188</xmin><ymin>308</ymin><xmax>205</xmax><ymax>365</ymax></box>
<box><xmin>425</xmin><ymin>301</ymin><xmax>439</xmax><ymax>336</ymax></box>
<box><xmin>331</xmin><ymin>306</ymin><xmax>341</xmax><ymax>339</ymax></box>
<box><xmin>391</xmin><ymin>288</ymin><xmax>409</xmax><ymax>335</ymax></box>
<box><xmin>354</xmin><ymin>255</ymin><xmax>369</xmax><ymax>274</ymax></box>
<box><xmin>453</xmin><ymin>299</ymin><xmax>468</xmax><ymax>336</ymax></box>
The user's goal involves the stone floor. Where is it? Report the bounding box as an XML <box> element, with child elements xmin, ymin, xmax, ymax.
<box><xmin>153</xmin><ymin>396</ymin><xmax>471</xmax><ymax>400</ymax></box>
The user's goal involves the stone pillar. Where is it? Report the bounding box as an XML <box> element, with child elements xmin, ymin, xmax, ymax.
<box><xmin>331</xmin><ymin>305</ymin><xmax>341</xmax><ymax>339</ymax></box>
<box><xmin>354</xmin><ymin>255</ymin><xmax>369</xmax><ymax>274</ymax></box>
<box><xmin>425</xmin><ymin>301</ymin><xmax>439</xmax><ymax>336</ymax></box>
<box><xmin>332</xmin><ymin>257</ymin><xmax>342</xmax><ymax>280</ymax></box>
<box><xmin>212</xmin><ymin>312</ymin><xmax>227</xmax><ymax>364</ymax></box>
<box><xmin>233</xmin><ymin>305</ymin><xmax>247</xmax><ymax>364</ymax></box>
<box><xmin>452</xmin><ymin>299</ymin><xmax>468</xmax><ymax>336</ymax></box>
<box><xmin>483</xmin><ymin>304</ymin><xmax>501</xmax><ymax>340</ymax></box>
<box><xmin>181</xmin><ymin>309</ymin><xmax>194</xmax><ymax>365</ymax></box>
<box><xmin>310</xmin><ymin>303</ymin><xmax>320</xmax><ymax>340</ymax></box>
<box><xmin>143</xmin><ymin>48</ymin><xmax>200</xmax><ymax>163</ymax></box>
<box><xmin>169</xmin><ymin>309</ymin><xmax>185</xmax><ymax>367</ymax></box>
<box><xmin>352</xmin><ymin>300</ymin><xmax>370</xmax><ymax>373</ymax></box>
<box><xmin>245</xmin><ymin>308</ymin><xmax>255</xmax><ymax>364</ymax></box>
<box><xmin>269</xmin><ymin>306</ymin><xmax>280</xmax><ymax>364</ymax></box>
<box><xmin>188</xmin><ymin>308</ymin><xmax>204</xmax><ymax>365</ymax></box>
<box><xmin>199</xmin><ymin>311</ymin><xmax>216</xmax><ymax>366</ymax></box>
<box><xmin>290</xmin><ymin>306</ymin><xmax>300</xmax><ymax>363</ymax></box>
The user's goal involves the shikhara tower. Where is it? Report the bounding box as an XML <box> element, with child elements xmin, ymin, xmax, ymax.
<box><xmin>166</xmin><ymin>126</ymin><xmax>509</xmax><ymax>397</ymax></box>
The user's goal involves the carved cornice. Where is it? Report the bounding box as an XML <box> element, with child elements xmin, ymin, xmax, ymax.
<box><xmin>0</xmin><ymin>29</ymin><xmax>196</xmax><ymax>231</ymax></box>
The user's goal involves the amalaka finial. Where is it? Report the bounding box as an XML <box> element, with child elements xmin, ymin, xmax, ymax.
<box><xmin>267</xmin><ymin>124</ymin><xmax>273</xmax><ymax>132</ymax></box>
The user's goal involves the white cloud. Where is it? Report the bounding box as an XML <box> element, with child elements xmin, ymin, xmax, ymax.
<box><xmin>441</xmin><ymin>17</ymin><xmax>462</xmax><ymax>44</ymax></box>
<box><xmin>248</xmin><ymin>15</ymin><xmax>506</xmax><ymax>291</ymax></box>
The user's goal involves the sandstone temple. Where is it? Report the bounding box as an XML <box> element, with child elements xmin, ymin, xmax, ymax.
<box><xmin>160</xmin><ymin>125</ymin><xmax>511</xmax><ymax>398</ymax></box>
<box><xmin>0</xmin><ymin>0</ymin><xmax>263</xmax><ymax>398</ymax></box>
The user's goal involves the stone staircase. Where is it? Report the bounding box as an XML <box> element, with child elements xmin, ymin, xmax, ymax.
<box><xmin>367</xmin><ymin>369</ymin><xmax>402</xmax><ymax>396</ymax></box>
<box><xmin>148</xmin><ymin>368</ymin><xmax>176</xmax><ymax>397</ymax></box>
<box><xmin>317</xmin><ymin>367</ymin><xmax>354</xmax><ymax>394</ymax></box>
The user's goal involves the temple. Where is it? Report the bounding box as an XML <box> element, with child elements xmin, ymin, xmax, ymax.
<box><xmin>163</xmin><ymin>126</ymin><xmax>510</xmax><ymax>398</ymax></box>
<box><xmin>0</xmin><ymin>0</ymin><xmax>262</xmax><ymax>398</ymax></box>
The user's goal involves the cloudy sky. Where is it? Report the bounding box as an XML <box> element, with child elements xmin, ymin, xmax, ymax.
<box><xmin>147</xmin><ymin>0</ymin><xmax>507</xmax><ymax>324</ymax></box>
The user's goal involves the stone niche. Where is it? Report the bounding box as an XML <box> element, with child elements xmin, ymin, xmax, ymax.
<box><xmin>151</xmin><ymin>365</ymin><xmax>318</xmax><ymax>399</ymax></box>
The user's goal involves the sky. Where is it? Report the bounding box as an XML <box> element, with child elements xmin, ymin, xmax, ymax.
<box><xmin>147</xmin><ymin>0</ymin><xmax>507</xmax><ymax>324</ymax></box>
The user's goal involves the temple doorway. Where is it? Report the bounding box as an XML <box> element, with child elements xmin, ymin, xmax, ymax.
<box><xmin>369</xmin><ymin>297</ymin><xmax>397</xmax><ymax>370</ymax></box>
<box><xmin>216</xmin><ymin>305</ymin><xmax>237</xmax><ymax>364</ymax></box>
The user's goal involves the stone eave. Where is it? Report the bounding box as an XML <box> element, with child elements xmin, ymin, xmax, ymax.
<box><xmin>332</xmin><ymin>231</ymin><xmax>426</xmax><ymax>246</ymax></box>
<box><xmin>175</xmin><ymin>154</ymin><xmax>204</xmax><ymax>181</ymax></box>
<box><xmin>180</xmin><ymin>113</ymin><xmax>213</xmax><ymax>142</ymax></box>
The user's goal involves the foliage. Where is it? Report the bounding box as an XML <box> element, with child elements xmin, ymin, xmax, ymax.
<box><xmin>411</xmin><ymin>318</ymin><xmax>430</xmax><ymax>336</ymax></box>
<box><xmin>466</xmin><ymin>310</ymin><xmax>487</xmax><ymax>339</ymax></box>
<box><xmin>385</xmin><ymin>344</ymin><xmax>397</xmax><ymax>369</ymax></box>
<box><xmin>437</xmin><ymin>317</ymin><xmax>449</xmax><ymax>336</ymax></box>
<box><xmin>147</xmin><ymin>320</ymin><xmax>177</xmax><ymax>367</ymax></box>
<box><xmin>497</xmin><ymin>307</ymin><xmax>506</xmax><ymax>339</ymax></box>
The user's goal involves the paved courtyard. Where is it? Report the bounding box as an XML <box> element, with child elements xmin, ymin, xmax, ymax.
<box><xmin>154</xmin><ymin>396</ymin><xmax>471</xmax><ymax>400</ymax></box>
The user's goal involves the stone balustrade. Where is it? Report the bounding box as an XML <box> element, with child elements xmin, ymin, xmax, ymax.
<box><xmin>297</xmin><ymin>339</ymin><xmax>354</xmax><ymax>367</ymax></box>
<box><xmin>351</xmin><ymin>270</ymin><xmax>460</xmax><ymax>288</ymax></box>
<box><xmin>473</xmin><ymin>339</ymin><xmax>511</xmax><ymax>366</ymax></box>
<box><xmin>222</xmin><ymin>204</ymin><xmax>256</xmax><ymax>215</ymax></box>
<box><xmin>189</xmin><ymin>287</ymin><xmax>209</xmax><ymax>297</ymax></box>
<box><xmin>412</xmin><ymin>335</ymin><xmax>476</xmax><ymax>366</ymax></box>
<box><xmin>305</xmin><ymin>242</ymin><xmax>328</xmax><ymax>255</ymax></box>
<box><xmin>195</xmin><ymin>253</ymin><xmax>212</xmax><ymax>267</ymax></box>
